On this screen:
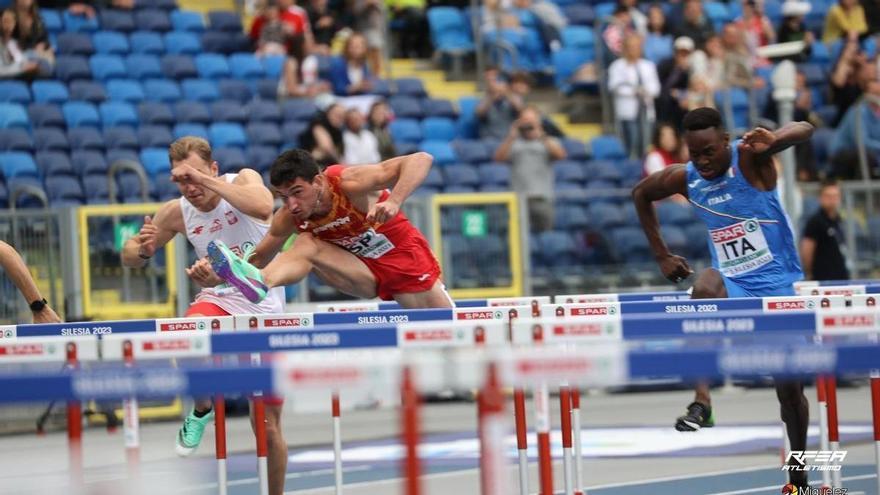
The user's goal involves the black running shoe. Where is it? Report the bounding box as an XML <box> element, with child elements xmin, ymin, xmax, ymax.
<box><xmin>675</xmin><ymin>401</ymin><xmax>715</xmax><ymax>431</ymax></box>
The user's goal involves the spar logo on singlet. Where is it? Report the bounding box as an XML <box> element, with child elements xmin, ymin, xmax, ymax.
<box><xmin>709</xmin><ymin>219</ymin><xmax>774</xmax><ymax>277</ymax></box>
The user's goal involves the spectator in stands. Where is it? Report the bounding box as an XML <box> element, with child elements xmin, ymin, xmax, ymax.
<box><xmin>647</xmin><ymin>4</ymin><xmax>671</xmax><ymax>36</ymax></box>
<box><xmin>350</xmin><ymin>0</ymin><xmax>384</xmax><ymax>75</ymax></box>
<box><xmin>603</xmin><ymin>5</ymin><xmax>634</xmax><ymax>58</ymax></box>
<box><xmin>477</xmin><ymin>66</ymin><xmax>525</xmax><ymax>140</ymax></box>
<box><xmin>255</xmin><ymin>3</ymin><xmax>292</xmax><ymax>56</ymax></box>
<box><xmin>387</xmin><ymin>0</ymin><xmax>430</xmax><ymax>58</ymax></box>
<box><xmin>278</xmin><ymin>34</ymin><xmax>331</xmax><ymax>99</ymax></box>
<box><xmin>736</xmin><ymin>0</ymin><xmax>776</xmax><ymax>50</ymax></box>
<box><xmin>801</xmin><ymin>179</ymin><xmax>850</xmax><ymax>281</ymax></box>
<box><xmin>494</xmin><ymin>105</ymin><xmax>566</xmax><ymax>232</ymax></box>
<box><xmin>689</xmin><ymin>35</ymin><xmax>725</xmax><ymax>108</ymax></box>
<box><xmin>776</xmin><ymin>1</ymin><xmax>813</xmax><ymax>62</ymax></box>
<box><xmin>674</xmin><ymin>0</ymin><xmax>714</xmax><ymax>49</ymax></box>
<box><xmin>368</xmin><ymin>100</ymin><xmax>397</xmax><ymax>160</ymax></box>
<box><xmin>830</xmin><ymin>38</ymin><xmax>872</xmax><ymax>124</ymax></box>
<box><xmin>13</xmin><ymin>0</ymin><xmax>53</xmax><ymax>71</ymax></box>
<box><xmin>619</xmin><ymin>0</ymin><xmax>647</xmax><ymax>36</ymax></box>
<box><xmin>516</xmin><ymin>0</ymin><xmax>567</xmax><ymax>51</ymax></box>
<box><xmin>721</xmin><ymin>23</ymin><xmax>758</xmax><ymax>89</ymax></box>
<box><xmin>1</xmin><ymin>8</ymin><xmax>39</xmax><ymax>80</ymax></box>
<box><xmin>250</xmin><ymin>0</ymin><xmax>311</xmax><ymax>47</ymax></box>
<box><xmin>829</xmin><ymin>79</ymin><xmax>880</xmax><ymax>179</ymax></box>
<box><xmin>329</xmin><ymin>32</ymin><xmax>375</xmax><ymax>96</ymax></box>
<box><xmin>481</xmin><ymin>0</ymin><xmax>519</xmax><ymax>35</ymax></box>
<box><xmin>39</xmin><ymin>0</ymin><xmax>132</xmax><ymax>15</ymax></box>
<box><xmin>655</xmin><ymin>36</ymin><xmax>693</xmax><ymax>129</ymax></box>
<box><xmin>609</xmin><ymin>34</ymin><xmax>660</xmax><ymax>158</ymax></box>
<box><xmin>306</xmin><ymin>0</ymin><xmax>340</xmax><ymax>55</ymax></box>
<box><xmin>823</xmin><ymin>0</ymin><xmax>868</xmax><ymax>43</ymax></box>
<box><xmin>863</xmin><ymin>0</ymin><xmax>880</xmax><ymax>35</ymax></box>
<box><xmin>342</xmin><ymin>108</ymin><xmax>381</xmax><ymax>164</ymax></box>
<box><xmin>643</xmin><ymin>122</ymin><xmax>687</xmax><ymax>176</ymax></box>
<box><xmin>299</xmin><ymin>102</ymin><xmax>346</xmax><ymax>165</ymax></box>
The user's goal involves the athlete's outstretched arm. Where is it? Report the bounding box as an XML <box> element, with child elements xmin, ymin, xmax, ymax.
<box><xmin>260</xmin><ymin>233</ymin><xmax>319</xmax><ymax>288</ymax></box>
<box><xmin>0</xmin><ymin>241</ymin><xmax>61</xmax><ymax>323</ymax></box>
<box><xmin>631</xmin><ymin>164</ymin><xmax>693</xmax><ymax>282</ymax></box>
<box><xmin>740</xmin><ymin>122</ymin><xmax>814</xmax><ymax>161</ymax></box>
<box><xmin>121</xmin><ymin>200</ymin><xmax>182</xmax><ymax>267</ymax></box>
<box><xmin>172</xmin><ymin>165</ymin><xmax>274</xmax><ymax>222</ymax></box>
<box><xmin>250</xmin><ymin>207</ymin><xmax>299</xmax><ymax>269</ymax></box>
<box><xmin>341</xmin><ymin>152</ymin><xmax>434</xmax><ymax>223</ymax></box>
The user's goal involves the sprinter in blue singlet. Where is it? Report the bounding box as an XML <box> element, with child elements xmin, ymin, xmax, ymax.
<box><xmin>632</xmin><ymin>107</ymin><xmax>814</xmax><ymax>488</ymax></box>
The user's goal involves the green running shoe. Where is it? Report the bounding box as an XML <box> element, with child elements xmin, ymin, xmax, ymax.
<box><xmin>175</xmin><ymin>408</ymin><xmax>214</xmax><ymax>457</ymax></box>
<box><xmin>675</xmin><ymin>401</ymin><xmax>715</xmax><ymax>431</ymax></box>
<box><xmin>207</xmin><ymin>240</ymin><xmax>268</xmax><ymax>304</ymax></box>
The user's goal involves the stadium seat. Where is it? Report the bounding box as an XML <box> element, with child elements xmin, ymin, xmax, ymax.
<box><xmin>200</xmin><ymin>31</ymin><xmax>231</xmax><ymax>54</ymax></box>
<box><xmin>419</xmin><ymin>141</ymin><xmax>457</xmax><ymax>165</ymax></box>
<box><xmin>281</xmin><ymin>122</ymin><xmax>308</xmax><ymax>144</ymax></box>
<box><xmin>103</xmin><ymin>126</ymin><xmax>139</xmax><ymax>150</ymax></box>
<box><xmin>63</xmin><ymin>11</ymin><xmax>99</xmax><ymax>33</ymax></box>
<box><xmin>245</xmin><ymin>123</ymin><xmax>282</xmax><ymax>147</ymax></box>
<box><xmin>228</xmin><ymin>53</ymin><xmax>264</xmax><ymax>80</ymax></box>
<box><xmin>683</xmin><ymin>222</ymin><xmax>710</xmax><ymax>259</ymax></box>
<box><xmin>100</xmin><ymin>9</ymin><xmax>136</xmax><ymax>32</ymax></box>
<box><xmin>281</xmin><ymin>100</ymin><xmax>318</xmax><ymax>123</ymax></box>
<box><xmin>130</xmin><ymin>31</ymin><xmax>165</xmax><ymax>54</ymax></box>
<box><xmin>35</xmin><ymin>151</ymin><xmax>75</xmax><ymax>176</ymax></box>
<box><xmin>538</xmin><ymin>231</ymin><xmax>578</xmax><ymax>267</ymax></box>
<box><xmin>655</xmin><ymin>201</ymin><xmax>694</xmax><ymax>226</ymax></box>
<box><xmin>554</xmin><ymin>160</ymin><xmax>586</xmax><ymax>183</ymax></box>
<box><xmin>588</xmin><ymin>202</ymin><xmax>625</xmax><ymax>230</ymax></box>
<box><xmin>555</xmin><ymin>205</ymin><xmax>591</xmax><ymax>230</ymax></box>
<box><xmin>173</xmin><ymin>123</ymin><xmax>209</xmax><ymax>140</ymax></box>
<box><xmin>161</xmin><ymin>54</ymin><xmax>198</xmax><ymax>80</ymax></box>
<box><xmin>0</xmin><ymin>181</ymin><xmax>7</xmax><ymax>206</ymax></box>
<box><xmin>62</xmin><ymin>101</ymin><xmax>100</xmax><ymax>127</ymax></box>
<box><xmin>561</xmin><ymin>137</ymin><xmax>589</xmax><ymax>161</ymax></box>
<box><xmin>208</xmin><ymin>11</ymin><xmax>243</xmax><ymax>32</ymax></box>
<box><xmin>246</xmin><ymin>145</ymin><xmax>279</xmax><ymax>173</ymax></box>
<box><xmin>261</xmin><ymin>55</ymin><xmax>286</xmax><ymax>80</ymax></box>
<box><xmin>182</xmin><ymin>79</ymin><xmax>220</xmax><ymax>102</ymax></box>
<box><xmin>0</xmin><ymin>152</ymin><xmax>39</xmax><ymax>179</ymax></box>
<box><xmin>174</xmin><ymin>101</ymin><xmax>211</xmax><ymax>124</ymax></box>
<box><xmin>28</xmin><ymin>103</ymin><xmax>65</xmax><ymax>128</ymax></box>
<box><xmin>394</xmin><ymin>78</ymin><xmax>427</xmax><ymax>97</ymax></box>
<box><xmin>812</xmin><ymin>127</ymin><xmax>834</xmax><ymax>169</ymax></box>
<box><xmin>561</xmin><ymin>26</ymin><xmax>594</xmax><ymax>50</ymax></box>
<box><xmin>217</xmin><ymin>79</ymin><xmax>252</xmax><ymax>103</ymax></box>
<box><xmin>138</xmin><ymin>102</ymin><xmax>175</xmax><ymax>126</ymax></box>
<box><xmin>137</xmin><ymin>125</ymin><xmax>173</xmax><ymax>148</ymax></box>
<box><xmin>590</xmin><ymin>135</ymin><xmax>626</xmax><ymax>160</ymax></box>
<box><xmin>584</xmin><ymin>159</ymin><xmax>623</xmax><ymax>182</ymax></box>
<box><xmin>164</xmin><ymin>31</ymin><xmax>202</xmax><ymax>55</ymax></box>
<box><xmin>246</xmin><ymin>100</ymin><xmax>282</xmax><ymax>123</ymax></box>
<box><xmin>105</xmin><ymin>148</ymin><xmax>139</xmax><ymax>166</ymax></box>
<box><xmin>142</xmin><ymin>78</ymin><xmax>182</xmax><ymax>103</ymax></box>
<box><xmin>609</xmin><ymin>226</ymin><xmax>651</xmax><ymax>261</ymax></box>
<box><xmin>456</xmin><ymin>96</ymin><xmax>479</xmax><ymax>139</ymax></box>
<box><xmin>552</xmin><ymin>48</ymin><xmax>594</xmax><ymax>95</ymax></box>
<box><xmin>426</xmin><ymin>7</ymin><xmax>475</xmax><ymax>55</ymax></box>
<box><xmin>421</xmin><ymin>117</ymin><xmax>457</xmax><ymax>141</ymax></box>
<box><xmin>0</xmin><ymin>129</ymin><xmax>33</xmax><ymax>152</ymax></box>
<box><xmin>71</xmin><ymin>150</ymin><xmax>108</xmax><ymax>176</ymax></box>
<box><xmin>46</xmin><ymin>176</ymin><xmax>85</xmax><ymax>203</ymax></box>
<box><xmin>714</xmin><ymin>88</ymin><xmax>749</xmax><ymax>130</ymax></box>
<box><xmin>478</xmin><ymin>162</ymin><xmax>510</xmax><ymax>187</ymax></box>
<box><xmin>195</xmin><ymin>53</ymin><xmax>230</xmax><ymax>79</ymax></box>
<box><xmin>117</xmin><ymin>171</ymin><xmax>149</xmax><ymax>202</ymax></box>
<box><xmin>154</xmin><ymin>176</ymin><xmax>179</xmax><ymax>200</ymax></box>
<box><xmin>210</xmin><ymin>99</ymin><xmax>247</xmax><ymax>123</ymax></box>
<box><xmin>135</xmin><ymin>9</ymin><xmax>172</xmax><ymax>31</ymax></box>
<box><xmin>33</xmin><ymin>128</ymin><xmax>69</xmax><ymax>151</ymax></box>
<box><xmin>214</xmin><ymin>147</ymin><xmax>247</xmax><ymax>174</ymax></box>
<box><xmin>170</xmin><ymin>10</ymin><xmax>206</xmax><ymax>32</ymax></box>
<box><xmin>389</xmin><ymin>118</ymin><xmax>423</xmax><ymax>143</ymax></box>
<box><xmin>209</xmin><ymin>123</ymin><xmax>247</xmax><ymax>148</ymax></box>
<box><xmin>125</xmin><ymin>54</ymin><xmax>163</xmax><ymax>80</ymax></box>
<box><xmin>69</xmin><ymin>80</ymin><xmax>107</xmax><ymax>103</ymax></box>
<box><xmin>54</xmin><ymin>55</ymin><xmax>92</xmax><ymax>82</ymax></box>
<box><xmin>32</xmin><ymin>80</ymin><xmax>70</xmax><ymax>103</ymax></box>
<box><xmin>136</xmin><ymin>0</ymin><xmax>178</xmax><ymax>10</ymax></box>
<box><xmin>6</xmin><ymin>177</ymin><xmax>47</xmax><ymax>207</ymax></box>
<box><xmin>82</xmin><ymin>174</ymin><xmax>112</xmax><ymax>202</ymax></box>
<box><xmin>90</xmin><ymin>54</ymin><xmax>127</xmax><ymax>81</ymax></box>
<box><xmin>67</xmin><ymin>127</ymin><xmax>105</xmax><ymax>150</ymax></box>
<box><xmin>41</xmin><ymin>8</ymin><xmax>63</xmax><ymax>33</ymax></box>
<box><xmin>453</xmin><ymin>140</ymin><xmax>491</xmax><ymax>164</ymax></box>
<box><xmin>644</xmin><ymin>34</ymin><xmax>673</xmax><ymax>64</ymax></box>
<box><xmin>421</xmin><ymin>98</ymin><xmax>457</xmax><ymax>119</ymax></box>
<box><xmin>0</xmin><ymin>81</ymin><xmax>30</xmax><ymax>104</ymax></box>
<box><xmin>139</xmin><ymin>147</ymin><xmax>171</xmax><ymax>177</ymax></box>
<box><xmin>442</xmin><ymin>164</ymin><xmax>480</xmax><ymax>187</ymax></box>
<box><xmin>389</xmin><ymin>96</ymin><xmax>423</xmax><ymax>119</ymax></box>
<box><xmin>99</xmin><ymin>101</ymin><xmax>138</xmax><ymax>127</ymax></box>
<box><xmin>93</xmin><ymin>30</ymin><xmax>129</xmax><ymax>54</ymax></box>
<box><xmin>563</xmin><ymin>4</ymin><xmax>595</xmax><ymax>25</ymax></box>
<box><xmin>106</xmin><ymin>79</ymin><xmax>145</xmax><ymax>103</ymax></box>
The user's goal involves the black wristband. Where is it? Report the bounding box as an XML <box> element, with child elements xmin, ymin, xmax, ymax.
<box><xmin>138</xmin><ymin>252</ymin><xmax>151</xmax><ymax>260</ymax></box>
<box><xmin>30</xmin><ymin>298</ymin><xmax>47</xmax><ymax>312</ymax></box>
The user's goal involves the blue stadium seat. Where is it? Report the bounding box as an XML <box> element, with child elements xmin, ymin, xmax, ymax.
<box><xmin>138</xmin><ymin>147</ymin><xmax>171</xmax><ymax>177</ymax></box>
<box><xmin>704</xmin><ymin>1</ymin><xmax>731</xmax><ymax>27</ymax></box>
<box><xmin>99</xmin><ymin>101</ymin><xmax>138</xmax><ymax>127</ymax></box>
<box><xmin>261</xmin><ymin>55</ymin><xmax>286</xmax><ymax>80</ymax></box>
<box><xmin>136</xmin><ymin>0</ymin><xmax>178</xmax><ymax>11</ymax></box>
<box><xmin>389</xmin><ymin>118</ymin><xmax>423</xmax><ymax>143</ymax></box>
<box><xmin>130</xmin><ymin>31</ymin><xmax>164</xmax><ymax>54</ymax></box>
<box><xmin>32</xmin><ymin>80</ymin><xmax>69</xmax><ymax>104</ymax></box>
<box><xmin>214</xmin><ymin>147</ymin><xmax>247</xmax><ymax>174</ymax></box>
<box><xmin>194</xmin><ymin>53</ymin><xmax>230</xmax><ymax>79</ymax></box>
<box><xmin>584</xmin><ymin>159</ymin><xmax>623</xmax><ymax>182</ymax></box>
<box><xmin>453</xmin><ymin>139</ymin><xmax>491</xmax><ymax>164</ymax></box>
<box><xmin>655</xmin><ymin>201</ymin><xmax>694</xmax><ymax>226</ymax></box>
<box><xmin>28</xmin><ymin>103</ymin><xmax>65</xmax><ymax>128</ymax></box>
<box><xmin>104</xmin><ymin>126</ymin><xmax>139</xmax><ymax>150</ymax></box>
<box><xmin>644</xmin><ymin>34</ymin><xmax>673</xmax><ymax>64</ymax></box>
<box><xmin>63</xmin><ymin>11</ymin><xmax>99</xmax><ymax>32</ymax></box>
<box><xmin>125</xmin><ymin>54</ymin><xmax>163</xmax><ymax>80</ymax></box>
<box><xmin>117</xmin><ymin>171</ymin><xmax>149</xmax><ymax>202</ymax></box>
<box><xmin>714</xmin><ymin>88</ymin><xmax>749</xmax><ymax>130</ymax></box>
<box><xmin>135</xmin><ymin>9</ymin><xmax>172</xmax><ymax>31</ymax></box>
<box><xmin>41</xmin><ymin>8</ymin><xmax>63</xmax><ymax>33</ymax></box>
<box><xmin>217</xmin><ymin>79</ymin><xmax>252</xmax><ymax>103</ymax></box>
<box><xmin>427</xmin><ymin>7</ymin><xmax>474</xmax><ymax>54</ymax></box>
<box><xmin>105</xmin><ymin>148</ymin><xmax>139</xmax><ymax>166</ymax></box>
<box><xmin>138</xmin><ymin>101</ymin><xmax>175</xmax><ymax>126</ymax></box>
<box><xmin>442</xmin><ymin>163</ymin><xmax>480</xmax><ymax>187</ymax></box>
<box><xmin>394</xmin><ymin>78</ymin><xmax>427</xmax><ymax>97</ymax></box>
<box><xmin>68</xmin><ymin>127</ymin><xmax>105</xmax><ymax>150</ymax></box>
<box><xmin>62</xmin><ymin>101</ymin><xmax>100</xmax><ymax>127</ymax></box>
<box><xmin>142</xmin><ymin>78</ymin><xmax>182</xmax><ymax>103</ymax></box>
<box><xmin>590</xmin><ymin>135</ymin><xmax>626</xmax><ymax>160</ymax></box>
<box><xmin>456</xmin><ymin>96</ymin><xmax>479</xmax><ymax>139</ymax></box>
<box><xmin>182</xmin><ymin>79</ymin><xmax>220</xmax><ymax>102</ymax></box>
<box><xmin>57</xmin><ymin>32</ymin><xmax>95</xmax><ymax>57</ymax></box>
<box><xmin>561</xmin><ymin>26</ymin><xmax>594</xmax><ymax>50</ymax></box>
<box><xmin>246</xmin><ymin>145</ymin><xmax>278</xmax><ymax>173</ymax></box>
<box><xmin>588</xmin><ymin>202</ymin><xmax>625</xmax><ymax>230</ymax></box>
<box><xmin>281</xmin><ymin>122</ymin><xmax>308</xmax><ymax>144</ymax></box>
<box><xmin>82</xmin><ymin>174</ymin><xmax>111</xmax><ymax>202</ymax></box>
<box><xmin>164</xmin><ymin>31</ymin><xmax>201</xmax><ymax>55</ymax></box>
<box><xmin>555</xmin><ymin>205</ymin><xmax>591</xmax><ymax>230</ymax></box>
<box><xmin>609</xmin><ymin>226</ymin><xmax>651</xmax><ymax>261</ymax></box>
<box><xmin>6</xmin><ymin>177</ymin><xmax>47</xmax><ymax>207</ymax></box>
<box><xmin>210</xmin><ymin>99</ymin><xmax>247</xmax><ymax>123</ymax></box>
<box><xmin>100</xmin><ymin>9</ymin><xmax>136</xmax><ymax>32</ymax></box>
<box><xmin>33</xmin><ymin>128</ymin><xmax>69</xmax><ymax>151</ymax></box>
<box><xmin>419</xmin><ymin>141</ymin><xmax>457</xmax><ymax>165</ymax></box>
<box><xmin>153</xmin><ymin>176</ymin><xmax>178</xmax><ymax>200</ymax></box>
<box><xmin>229</xmin><ymin>53</ymin><xmax>264</xmax><ymax>80</ymax></box>
<box><xmin>552</xmin><ymin>48</ymin><xmax>594</xmax><ymax>95</ymax></box>
<box><xmin>554</xmin><ymin>160</ymin><xmax>586</xmax><ymax>183</ymax></box>
<box><xmin>174</xmin><ymin>101</ymin><xmax>211</xmax><ymax>124</ymax></box>
<box><xmin>562</xmin><ymin>4</ymin><xmax>594</xmax><ymax>25</ymax></box>
<box><xmin>161</xmin><ymin>54</ymin><xmax>198</xmax><ymax>80</ymax></box>
<box><xmin>389</xmin><ymin>96</ymin><xmax>423</xmax><ymax>119</ymax></box>
<box><xmin>200</xmin><ymin>31</ymin><xmax>231</xmax><ymax>54</ymax></box>
<box><xmin>0</xmin><ymin>181</ymin><xmax>8</xmax><ymax>206</ymax></box>
<box><xmin>799</xmin><ymin>63</ymin><xmax>826</xmax><ymax>87</ymax></box>
<box><xmin>69</xmin><ymin>80</ymin><xmax>107</xmax><ymax>103</ymax></box>
<box><xmin>0</xmin><ymin>81</ymin><xmax>30</xmax><ymax>104</ymax></box>
<box><xmin>478</xmin><ymin>162</ymin><xmax>510</xmax><ymax>187</ymax></box>
<box><xmin>93</xmin><ymin>30</ymin><xmax>129</xmax><ymax>54</ymax></box>
<box><xmin>421</xmin><ymin>117</ymin><xmax>457</xmax><ymax>141</ymax></box>
<box><xmin>90</xmin><ymin>54</ymin><xmax>127</xmax><ymax>81</ymax></box>
<box><xmin>106</xmin><ymin>79</ymin><xmax>145</xmax><ymax>103</ymax></box>
<box><xmin>538</xmin><ymin>231</ymin><xmax>577</xmax><ymax>267</ymax></box>
<box><xmin>208</xmin><ymin>11</ymin><xmax>243</xmax><ymax>32</ymax></box>
<box><xmin>0</xmin><ymin>152</ymin><xmax>39</xmax><ymax>179</ymax></box>
<box><xmin>245</xmin><ymin>123</ymin><xmax>282</xmax><ymax>147</ymax></box>
<box><xmin>281</xmin><ymin>100</ymin><xmax>318</xmax><ymax>122</ymax></box>
<box><xmin>561</xmin><ymin>137</ymin><xmax>589</xmax><ymax>161</ymax></box>
<box><xmin>137</xmin><ymin>125</ymin><xmax>173</xmax><ymax>148</ymax></box>
<box><xmin>812</xmin><ymin>127</ymin><xmax>834</xmax><ymax>170</ymax></box>
<box><xmin>171</xmin><ymin>10</ymin><xmax>206</xmax><ymax>32</ymax></box>
<box><xmin>683</xmin><ymin>222</ymin><xmax>709</xmax><ymax>259</ymax></box>
<box><xmin>0</xmin><ymin>129</ymin><xmax>33</xmax><ymax>152</ymax></box>
<box><xmin>0</xmin><ymin>103</ymin><xmax>28</xmax><ymax>130</ymax></box>
<box><xmin>35</xmin><ymin>151</ymin><xmax>75</xmax><ymax>176</ymax></box>
<box><xmin>54</xmin><ymin>55</ymin><xmax>92</xmax><ymax>82</ymax></box>
<box><xmin>209</xmin><ymin>123</ymin><xmax>247</xmax><ymax>148</ymax></box>
<box><xmin>421</xmin><ymin>98</ymin><xmax>456</xmax><ymax>119</ymax></box>
<box><xmin>173</xmin><ymin>123</ymin><xmax>209</xmax><ymax>140</ymax></box>
<box><xmin>46</xmin><ymin>176</ymin><xmax>85</xmax><ymax>203</ymax></box>
<box><xmin>246</xmin><ymin>100</ymin><xmax>282</xmax><ymax>123</ymax></box>
<box><xmin>72</xmin><ymin>150</ymin><xmax>108</xmax><ymax>175</ymax></box>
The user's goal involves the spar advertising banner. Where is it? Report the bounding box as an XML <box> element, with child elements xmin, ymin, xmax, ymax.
<box><xmin>316</xmin><ymin>302</ymin><xmax>380</xmax><ymax>313</ymax></box>
<box><xmin>509</xmin><ymin>317</ymin><xmax>623</xmax><ymax>345</ymax></box>
<box><xmin>797</xmin><ymin>284</ymin><xmax>867</xmax><ymax>297</ymax></box>
<box><xmin>234</xmin><ymin>313</ymin><xmax>314</xmax><ymax>330</ymax></box>
<box><xmin>850</xmin><ymin>295</ymin><xmax>880</xmax><ymax>308</ymax></box>
<box><xmin>555</xmin><ymin>291</ymin><xmax>690</xmax><ymax>304</ymax></box>
<box><xmin>101</xmin><ymin>331</ymin><xmax>211</xmax><ymax>361</ymax></box>
<box><xmin>0</xmin><ymin>335</ymin><xmax>99</xmax><ymax>363</ymax></box>
<box><xmin>397</xmin><ymin>321</ymin><xmax>507</xmax><ymax>347</ymax></box>
<box><xmin>816</xmin><ymin>309</ymin><xmax>880</xmax><ymax>336</ymax></box>
<box><xmin>155</xmin><ymin>316</ymin><xmax>235</xmax><ymax>332</ymax></box>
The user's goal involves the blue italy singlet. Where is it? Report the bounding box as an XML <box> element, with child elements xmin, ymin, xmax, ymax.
<box><xmin>685</xmin><ymin>140</ymin><xmax>803</xmax><ymax>295</ymax></box>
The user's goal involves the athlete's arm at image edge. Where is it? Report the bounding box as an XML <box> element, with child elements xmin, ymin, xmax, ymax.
<box><xmin>764</xmin><ymin>121</ymin><xmax>815</xmax><ymax>156</ymax></box>
<box><xmin>344</xmin><ymin>152</ymin><xmax>433</xmax><ymax>203</ymax></box>
<box><xmin>631</xmin><ymin>165</ymin><xmax>688</xmax><ymax>259</ymax></box>
<box><xmin>0</xmin><ymin>241</ymin><xmax>44</xmax><ymax>303</ymax></box>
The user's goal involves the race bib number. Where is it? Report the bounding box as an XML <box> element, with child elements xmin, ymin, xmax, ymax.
<box><xmin>709</xmin><ymin>219</ymin><xmax>773</xmax><ymax>277</ymax></box>
<box><xmin>343</xmin><ymin>228</ymin><xmax>395</xmax><ymax>259</ymax></box>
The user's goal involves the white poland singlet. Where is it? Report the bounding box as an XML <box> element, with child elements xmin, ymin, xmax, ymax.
<box><xmin>180</xmin><ymin>174</ymin><xmax>285</xmax><ymax>314</ymax></box>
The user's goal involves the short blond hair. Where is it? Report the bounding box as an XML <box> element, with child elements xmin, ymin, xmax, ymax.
<box><xmin>169</xmin><ymin>136</ymin><xmax>213</xmax><ymax>165</ymax></box>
